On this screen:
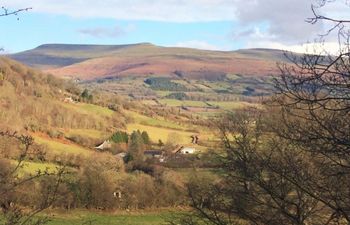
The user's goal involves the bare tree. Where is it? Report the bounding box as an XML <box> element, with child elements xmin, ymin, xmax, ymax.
<box><xmin>177</xmin><ymin>109</ymin><xmax>332</xmax><ymax>225</ymax></box>
<box><xmin>174</xmin><ymin>1</ymin><xmax>350</xmax><ymax>225</ymax></box>
<box><xmin>272</xmin><ymin>1</ymin><xmax>350</xmax><ymax>221</ymax></box>
<box><xmin>0</xmin><ymin>131</ymin><xmax>66</xmax><ymax>225</ymax></box>
<box><xmin>0</xmin><ymin>5</ymin><xmax>31</xmax><ymax>51</ymax></box>
<box><xmin>0</xmin><ymin>6</ymin><xmax>31</xmax><ymax>18</ymax></box>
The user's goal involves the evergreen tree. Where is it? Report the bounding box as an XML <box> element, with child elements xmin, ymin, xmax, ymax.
<box><xmin>141</xmin><ymin>131</ymin><xmax>150</xmax><ymax>145</ymax></box>
<box><xmin>127</xmin><ymin>131</ymin><xmax>145</xmax><ymax>163</ymax></box>
<box><xmin>110</xmin><ymin>131</ymin><xmax>129</xmax><ymax>143</ymax></box>
<box><xmin>80</xmin><ymin>89</ymin><xmax>93</xmax><ymax>102</ymax></box>
<box><xmin>81</xmin><ymin>89</ymin><xmax>89</xmax><ymax>99</ymax></box>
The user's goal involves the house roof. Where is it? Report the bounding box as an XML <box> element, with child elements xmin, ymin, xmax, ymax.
<box><xmin>144</xmin><ymin>150</ymin><xmax>163</xmax><ymax>155</ymax></box>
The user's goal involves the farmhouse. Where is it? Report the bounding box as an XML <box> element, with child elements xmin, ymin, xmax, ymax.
<box><xmin>144</xmin><ymin>150</ymin><xmax>165</xmax><ymax>162</ymax></box>
<box><xmin>180</xmin><ymin>147</ymin><xmax>196</xmax><ymax>154</ymax></box>
<box><xmin>173</xmin><ymin>146</ymin><xmax>197</xmax><ymax>155</ymax></box>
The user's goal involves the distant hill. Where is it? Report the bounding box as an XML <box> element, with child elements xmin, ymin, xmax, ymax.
<box><xmin>9</xmin><ymin>43</ymin><xmax>293</xmax><ymax>81</ymax></box>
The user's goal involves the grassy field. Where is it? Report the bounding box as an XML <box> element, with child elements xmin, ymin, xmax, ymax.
<box><xmin>155</xmin><ymin>90</ymin><xmax>172</xmax><ymax>97</ymax></box>
<box><xmin>141</xmin><ymin>100</ymin><xmax>159</xmax><ymax>106</ymax></box>
<box><xmin>10</xmin><ymin>160</ymin><xmax>59</xmax><ymax>176</ymax></box>
<box><xmin>126</xmin><ymin>110</ymin><xmax>188</xmax><ymax>130</ymax></box>
<box><xmin>0</xmin><ymin>210</ymin><xmax>177</xmax><ymax>225</ymax></box>
<box><xmin>207</xmin><ymin>101</ymin><xmax>260</xmax><ymax>110</ymax></box>
<box><xmin>41</xmin><ymin>210</ymin><xmax>176</xmax><ymax>225</ymax></box>
<box><xmin>127</xmin><ymin>123</ymin><xmax>194</xmax><ymax>144</ymax></box>
<box><xmin>174</xmin><ymin>168</ymin><xmax>221</xmax><ymax>181</ymax></box>
<box><xmin>33</xmin><ymin>135</ymin><xmax>92</xmax><ymax>156</ymax></box>
<box><xmin>65</xmin><ymin>128</ymin><xmax>108</xmax><ymax>139</ymax></box>
<box><xmin>79</xmin><ymin>103</ymin><xmax>116</xmax><ymax>117</ymax></box>
<box><xmin>159</xmin><ymin>99</ymin><xmax>208</xmax><ymax>107</ymax></box>
<box><xmin>61</xmin><ymin>102</ymin><xmax>115</xmax><ymax>117</ymax></box>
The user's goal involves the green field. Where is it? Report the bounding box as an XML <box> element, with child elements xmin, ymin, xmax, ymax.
<box><xmin>155</xmin><ymin>90</ymin><xmax>172</xmax><ymax>97</ymax></box>
<box><xmin>127</xmin><ymin>123</ymin><xmax>194</xmax><ymax>144</ymax></box>
<box><xmin>44</xmin><ymin>210</ymin><xmax>175</xmax><ymax>225</ymax></box>
<box><xmin>65</xmin><ymin>128</ymin><xmax>108</xmax><ymax>139</ymax></box>
<box><xmin>174</xmin><ymin>168</ymin><xmax>221</xmax><ymax>181</ymax></box>
<box><xmin>126</xmin><ymin>110</ymin><xmax>189</xmax><ymax>130</ymax></box>
<box><xmin>10</xmin><ymin>160</ymin><xmax>59</xmax><ymax>176</ymax></box>
<box><xmin>61</xmin><ymin>102</ymin><xmax>115</xmax><ymax>117</ymax></box>
<box><xmin>0</xmin><ymin>210</ymin><xmax>177</xmax><ymax>225</ymax></box>
<box><xmin>159</xmin><ymin>99</ymin><xmax>208</xmax><ymax>107</ymax></box>
<box><xmin>207</xmin><ymin>101</ymin><xmax>260</xmax><ymax>110</ymax></box>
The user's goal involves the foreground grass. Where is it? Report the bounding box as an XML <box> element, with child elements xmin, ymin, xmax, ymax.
<box><xmin>42</xmin><ymin>210</ymin><xmax>175</xmax><ymax>225</ymax></box>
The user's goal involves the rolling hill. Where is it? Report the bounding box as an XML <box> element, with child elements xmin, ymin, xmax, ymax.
<box><xmin>9</xmin><ymin>43</ymin><xmax>290</xmax><ymax>81</ymax></box>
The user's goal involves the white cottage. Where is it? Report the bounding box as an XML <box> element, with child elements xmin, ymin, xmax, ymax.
<box><xmin>180</xmin><ymin>147</ymin><xmax>196</xmax><ymax>154</ymax></box>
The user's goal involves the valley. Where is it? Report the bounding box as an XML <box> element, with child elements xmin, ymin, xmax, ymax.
<box><xmin>0</xmin><ymin>44</ymin><xmax>286</xmax><ymax>224</ymax></box>
<box><xmin>1</xmin><ymin>1</ymin><xmax>348</xmax><ymax>224</ymax></box>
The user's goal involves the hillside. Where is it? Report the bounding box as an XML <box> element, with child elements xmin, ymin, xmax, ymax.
<box><xmin>10</xmin><ymin>43</ymin><xmax>289</xmax><ymax>80</ymax></box>
<box><xmin>0</xmin><ymin>57</ymin><xmax>126</xmax><ymax>132</ymax></box>
<box><xmin>0</xmin><ymin>56</ymin><xmax>215</xmax><ymax>160</ymax></box>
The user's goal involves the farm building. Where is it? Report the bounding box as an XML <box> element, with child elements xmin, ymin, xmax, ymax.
<box><xmin>95</xmin><ymin>140</ymin><xmax>112</xmax><ymax>150</ymax></box>
<box><xmin>173</xmin><ymin>146</ymin><xmax>197</xmax><ymax>154</ymax></box>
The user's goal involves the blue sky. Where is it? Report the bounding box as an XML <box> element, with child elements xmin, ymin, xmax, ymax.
<box><xmin>2</xmin><ymin>12</ymin><xmax>241</xmax><ymax>52</ymax></box>
<box><xmin>0</xmin><ymin>0</ymin><xmax>346</xmax><ymax>53</ymax></box>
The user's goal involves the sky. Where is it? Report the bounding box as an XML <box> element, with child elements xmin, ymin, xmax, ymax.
<box><xmin>0</xmin><ymin>0</ymin><xmax>348</xmax><ymax>53</ymax></box>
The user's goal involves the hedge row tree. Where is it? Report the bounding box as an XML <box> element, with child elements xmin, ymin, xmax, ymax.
<box><xmin>127</xmin><ymin>130</ymin><xmax>146</xmax><ymax>164</ymax></box>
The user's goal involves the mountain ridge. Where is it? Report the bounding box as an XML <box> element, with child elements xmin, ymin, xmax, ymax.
<box><xmin>8</xmin><ymin>43</ymin><xmax>293</xmax><ymax>80</ymax></box>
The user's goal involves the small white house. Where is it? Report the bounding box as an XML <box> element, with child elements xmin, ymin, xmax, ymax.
<box><xmin>180</xmin><ymin>147</ymin><xmax>196</xmax><ymax>154</ymax></box>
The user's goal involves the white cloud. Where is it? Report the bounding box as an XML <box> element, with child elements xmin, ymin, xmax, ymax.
<box><xmin>173</xmin><ymin>40</ymin><xmax>225</xmax><ymax>51</ymax></box>
<box><xmin>3</xmin><ymin>0</ymin><xmax>237</xmax><ymax>22</ymax></box>
<box><xmin>245</xmin><ymin>40</ymin><xmax>342</xmax><ymax>55</ymax></box>
<box><xmin>232</xmin><ymin>0</ymin><xmax>324</xmax><ymax>44</ymax></box>
<box><xmin>78</xmin><ymin>24</ymin><xmax>136</xmax><ymax>38</ymax></box>
<box><xmin>78</xmin><ymin>26</ymin><xmax>125</xmax><ymax>38</ymax></box>
<box><xmin>2</xmin><ymin>0</ymin><xmax>349</xmax><ymax>51</ymax></box>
